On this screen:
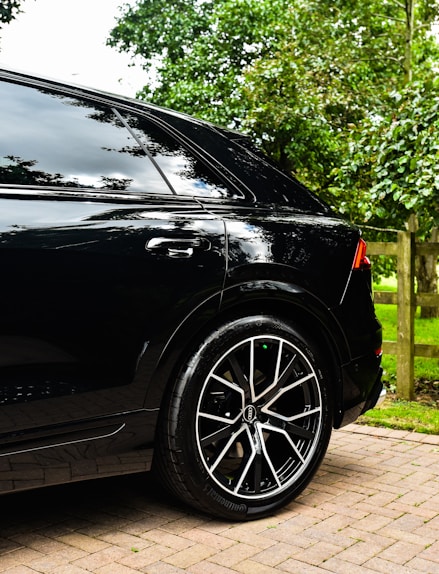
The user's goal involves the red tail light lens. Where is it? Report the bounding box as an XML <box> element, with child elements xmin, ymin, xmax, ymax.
<box><xmin>352</xmin><ymin>239</ymin><xmax>371</xmax><ymax>270</ymax></box>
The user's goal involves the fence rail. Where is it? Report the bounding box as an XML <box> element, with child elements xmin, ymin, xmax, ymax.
<box><xmin>368</xmin><ymin>231</ymin><xmax>439</xmax><ymax>400</ymax></box>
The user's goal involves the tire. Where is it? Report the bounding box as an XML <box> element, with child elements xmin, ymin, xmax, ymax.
<box><xmin>154</xmin><ymin>315</ymin><xmax>332</xmax><ymax>520</ymax></box>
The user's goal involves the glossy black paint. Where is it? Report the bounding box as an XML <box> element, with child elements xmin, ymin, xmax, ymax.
<box><xmin>0</xmin><ymin>69</ymin><xmax>382</xmax><ymax>494</ymax></box>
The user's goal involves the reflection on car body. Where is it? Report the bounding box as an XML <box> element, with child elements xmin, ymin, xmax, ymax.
<box><xmin>0</xmin><ymin>69</ymin><xmax>383</xmax><ymax>520</ymax></box>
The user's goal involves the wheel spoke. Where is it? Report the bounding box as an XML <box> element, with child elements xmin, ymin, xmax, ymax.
<box><xmin>198</xmin><ymin>410</ymin><xmax>240</xmax><ymax>425</ymax></box>
<box><xmin>209</xmin><ymin>425</ymin><xmax>248</xmax><ymax>473</ymax></box>
<box><xmin>260</xmin><ymin>423</ymin><xmax>306</xmax><ymax>464</ymax></box>
<box><xmin>262</xmin><ymin>373</ymin><xmax>318</xmax><ymax>420</ymax></box>
<box><xmin>210</xmin><ymin>373</ymin><xmax>245</xmax><ymax>397</ymax></box>
<box><xmin>260</xmin><ymin>350</ymin><xmax>297</xmax><ymax>404</ymax></box>
<box><xmin>227</xmin><ymin>353</ymin><xmax>251</xmax><ymax>397</ymax></box>
<box><xmin>264</xmin><ymin>412</ymin><xmax>316</xmax><ymax>441</ymax></box>
<box><xmin>233</xmin><ymin>427</ymin><xmax>257</xmax><ymax>493</ymax></box>
<box><xmin>257</xmin><ymin>423</ymin><xmax>281</xmax><ymax>487</ymax></box>
<box><xmin>284</xmin><ymin>421</ymin><xmax>316</xmax><ymax>441</ymax></box>
<box><xmin>283</xmin><ymin>406</ymin><xmax>321</xmax><ymax>422</ymax></box>
<box><xmin>249</xmin><ymin>338</ymin><xmax>256</xmax><ymax>401</ymax></box>
<box><xmin>198</xmin><ymin>418</ymin><xmax>241</xmax><ymax>448</ymax></box>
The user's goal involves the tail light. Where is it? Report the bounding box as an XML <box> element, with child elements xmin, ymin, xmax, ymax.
<box><xmin>352</xmin><ymin>238</ymin><xmax>371</xmax><ymax>270</ymax></box>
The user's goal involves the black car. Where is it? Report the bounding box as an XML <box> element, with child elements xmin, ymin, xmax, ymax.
<box><xmin>0</xmin><ymin>69</ymin><xmax>383</xmax><ymax>520</ymax></box>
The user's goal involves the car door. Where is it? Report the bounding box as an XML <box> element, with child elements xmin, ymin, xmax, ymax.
<box><xmin>0</xmin><ymin>78</ymin><xmax>227</xmax><ymax>458</ymax></box>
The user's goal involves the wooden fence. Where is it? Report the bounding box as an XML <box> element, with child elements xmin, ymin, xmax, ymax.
<box><xmin>368</xmin><ymin>229</ymin><xmax>439</xmax><ymax>400</ymax></box>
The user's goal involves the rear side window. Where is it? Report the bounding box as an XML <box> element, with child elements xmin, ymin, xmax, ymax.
<box><xmin>0</xmin><ymin>80</ymin><xmax>237</xmax><ymax>200</ymax></box>
<box><xmin>0</xmin><ymin>80</ymin><xmax>174</xmax><ymax>194</ymax></box>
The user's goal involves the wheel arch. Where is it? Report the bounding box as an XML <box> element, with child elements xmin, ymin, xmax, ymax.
<box><xmin>144</xmin><ymin>279</ymin><xmax>350</xmax><ymax>430</ymax></box>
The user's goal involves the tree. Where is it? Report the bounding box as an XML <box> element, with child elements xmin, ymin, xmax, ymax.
<box><xmin>108</xmin><ymin>0</ymin><xmax>290</xmax><ymax>125</ymax></box>
<box><xmin>0</xmin><ymin>1</ymin><xmax>22</xmax><ymax>28</ymax></box>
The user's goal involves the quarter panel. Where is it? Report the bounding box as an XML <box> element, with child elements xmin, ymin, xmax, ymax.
<box><xmin>222</xmin><ymin>209</ymin><xmax>360</xmax><ymax>307</ymax></box>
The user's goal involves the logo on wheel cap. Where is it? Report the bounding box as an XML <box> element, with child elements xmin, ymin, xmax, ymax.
<box><xmin>243</xmin><ymin>405</ymin><xmax>257</xmax><ymax>423</ymax></box>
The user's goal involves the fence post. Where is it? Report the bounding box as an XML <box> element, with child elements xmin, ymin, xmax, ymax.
<box><xmin>396</xmin><ymin>222</ymin><xmax>415</xmax><ymax>400</ymax></box>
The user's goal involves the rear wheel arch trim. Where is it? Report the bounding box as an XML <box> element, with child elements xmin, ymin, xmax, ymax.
<box><xmin>219</xmin><ymin>280</ymin><xmax>350</xmax><ymax>361</ymax></box>
<box><xmin>145</xmin><ymin>280</ymin><xmax>349</xmax><ymax>432</ymax></box>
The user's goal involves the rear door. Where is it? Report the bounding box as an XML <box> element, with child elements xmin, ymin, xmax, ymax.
<box><xmin>0</xmin><ymin>78</ymin><xmax>227</xmax><ymax>450</ymax></box>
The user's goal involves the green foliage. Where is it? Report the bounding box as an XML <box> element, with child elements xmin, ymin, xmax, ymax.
<box><xmin>0</xmin><ymin>0</ymin><xmax>22</xmax><ymax>27</ymax></box>
<box><xmin>109</xmin><ymin>0</ymin><xmax>290</xmax><ymax>125</ymax></box>
<box><xmin>331</xmin><ymin>80</ymin><xmax>439</xmax><ymax>236</ymax></box>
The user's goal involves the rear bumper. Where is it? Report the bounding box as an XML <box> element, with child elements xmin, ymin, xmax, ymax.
<box><xmin>336</xmin><ymin>358</ymin><xmax>384</xmax><ymax>428</ymax></box>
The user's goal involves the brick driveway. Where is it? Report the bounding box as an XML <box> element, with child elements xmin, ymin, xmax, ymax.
<box><xmin>1</xmin><ymin>424</ymin><xmax>438</xmax><ymax>574</ymax></box>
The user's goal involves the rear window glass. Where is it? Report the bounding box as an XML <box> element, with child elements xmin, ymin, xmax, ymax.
<box><xmin>120</xmin><ymin>111</ymin><xmax>239</xmax><ymax>199</ymax></box>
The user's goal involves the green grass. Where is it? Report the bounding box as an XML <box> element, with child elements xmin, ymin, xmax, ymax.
<box><xmin>360</xmin><ymin>399</ymin><xmax>439</xmax><ymax>434</ymax></box>
<box><xmin>357</xmin><ymin>275</ymin><xmax>439</xmax><ymax>434</ymax></box>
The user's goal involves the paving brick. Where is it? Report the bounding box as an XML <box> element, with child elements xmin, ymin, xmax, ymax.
<box><xmin>277</xmin><ymin>559</ymin><xmax>332</xmax><ymax>574</ymax></box>
<box><xmin>94</xmin><ymin>563</ymin><xmax>142</xmax><ymax>574</ymax></box>
<box><xmin>406</xmin><ymin>557</ymin><xmax>439</xmax><ymax>574</ymax></box>
<box><xmin>118</xmin><ymin>544</ymin><xmax>175</xmax><ymax>568</ymax></box>
<box><xmin>331</xmin><ymin>538</ymin><xmax>387</xmax><ymax>565</ymax></box>
<box><xmin>354</xmin><ymin>512</ymin><xmax>395</xmax><ymax>532</ymax></box>
<box><xmin>163</xmin><ymin>543</ymin><xmax>217</xmax><ymax>569</ymax></box>
<box><xmin>188</xmin><ymin>561</ymin><xmax>238</xmax><ymax>574</ymax></box>
<box><xmin>378</xmin><ymin>540</ymin><xmax>427</xmax><ymax>565</ymax></box>
<box><xmin>250</xmin><ymin>542</ymin><xmax>296</xmax><ymax>567</ymax></box>
<box><xmin>365</xmin><ymin>556</ymin><xmax>433</xmax><ymax>574</ymax></box>
<box><xmin>417</xmin><ymin>540</ymin><xmax>439</xmax><ymax>563</ymax></box>
<box><xmin>141</xmin><ymin>529</ymin><xmax>195</xmax><ymax>551</ymax></box>
<box><xmin>97</xmin><ymin>530</ymin><xmax>153</xmax><ymax>551</ymax></box>
<box><xmin>292</xmin><ymin>540</ymin><xmax>345</xmax><ymax>566</ymax></box>
<box><xmin>208</xmin><ymin>543</ymin><xmax>260</xmax><ymax>568</ymax></box>
<box><xmin>73</xmin><ymin>545</ymin><xmax>131</xmax><ymax>570</ymax></box>
<box><xmin>55</xmin><ymin>532</ymin><xmax>109</xmax><ymax>554</ymax></box>
<box><xmin>221</xmin><ymin>527</ymin><xmax>275</xmax><ymax>550</ymax></box>
<box><xmin>180</xmin><ymin>528</ymin><xmax>235</xmax><ymax>551</ymax></box>
<box><xmin>142</xmin><ymin>563</ymin><xmax>187</xmax><ymax>573</ymax></box>
<box><xmin>50</xmin><ymin>566</ymin><xmax>92</xmax><ymax>574</ymax></box>
<box><xmin>234</xmin><ymin>558</ymin><xmax>283</xmax><ymax>574</ymax></box>
<box><xmin>0</xmin><ymin>548</ymin><xmax>45</xmax><ymax>572</ymax></box>
<box><xmin>1</xmin><ymin>568</ymin><xmax>40</xmax><ymax>574</ymax></box>
<box><xmin>9</xmin><ymin>533</ymin><xmax>69</xmax><ymax>555</ymax></box>
<box><xmin>319</xmin><ymin>556</ymin><xmax>383</xmax><ymax>574</ymax></box>
<box><xmin>159</xmin><ymin>517</ymin><xmax>211</xmax><ymax>535</ymax></box>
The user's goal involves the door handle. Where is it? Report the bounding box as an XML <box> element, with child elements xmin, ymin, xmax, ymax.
<box><xmin>145</xmin><ymin>237</ymin><xmax>211</xmax><ymax>258</ymax></box>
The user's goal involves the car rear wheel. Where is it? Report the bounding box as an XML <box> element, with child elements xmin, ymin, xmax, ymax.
<box><xmin>154</xmin><ymin>315</ymin><xmax>332</xmax><ymax>520</ymax></box>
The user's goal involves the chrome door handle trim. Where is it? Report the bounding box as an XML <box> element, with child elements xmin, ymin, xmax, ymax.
<box><xmin>145</xmin><ymin>237</ymin><xmax>211</xmax><ymax>251</ymax></box>
<box><xmin>145</xmin><ymin>237</ymin><xmax>211</xmax><ymax>253</ymax></box>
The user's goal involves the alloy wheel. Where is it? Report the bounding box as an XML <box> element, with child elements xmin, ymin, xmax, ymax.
<box><xmin>195</xmin><ymin>335</ymin><xmax>323</xmax><ymax>499</ymax></box>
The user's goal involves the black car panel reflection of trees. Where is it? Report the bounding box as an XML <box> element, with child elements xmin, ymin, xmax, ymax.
<box><xmin>0</xmin><ymin>69</ymin><xmax>382</xmax><ymax>520</ymax></box>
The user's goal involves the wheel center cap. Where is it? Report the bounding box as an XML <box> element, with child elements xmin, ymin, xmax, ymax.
<box><xmin>243</xmin><ymin>404</ymin><xmax>257</xmax><ymax>423</ymax></box>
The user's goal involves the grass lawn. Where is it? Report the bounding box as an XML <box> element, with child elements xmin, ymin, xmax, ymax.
<box><xmin>357</xmin><ymin>275</ymin><xmax>439</xmax><ymax>434</ymax></box>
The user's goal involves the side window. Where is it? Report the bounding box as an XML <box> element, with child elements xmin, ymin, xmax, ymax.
<box><xmin>0</xmin><ymin>80</ymin><xmax>171</xmax><ymax>194</ymax></box>
<box><xmin>123</xmin><ymin>112</ymin><xmax>240</xmax><ymax>199</ymax></box>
